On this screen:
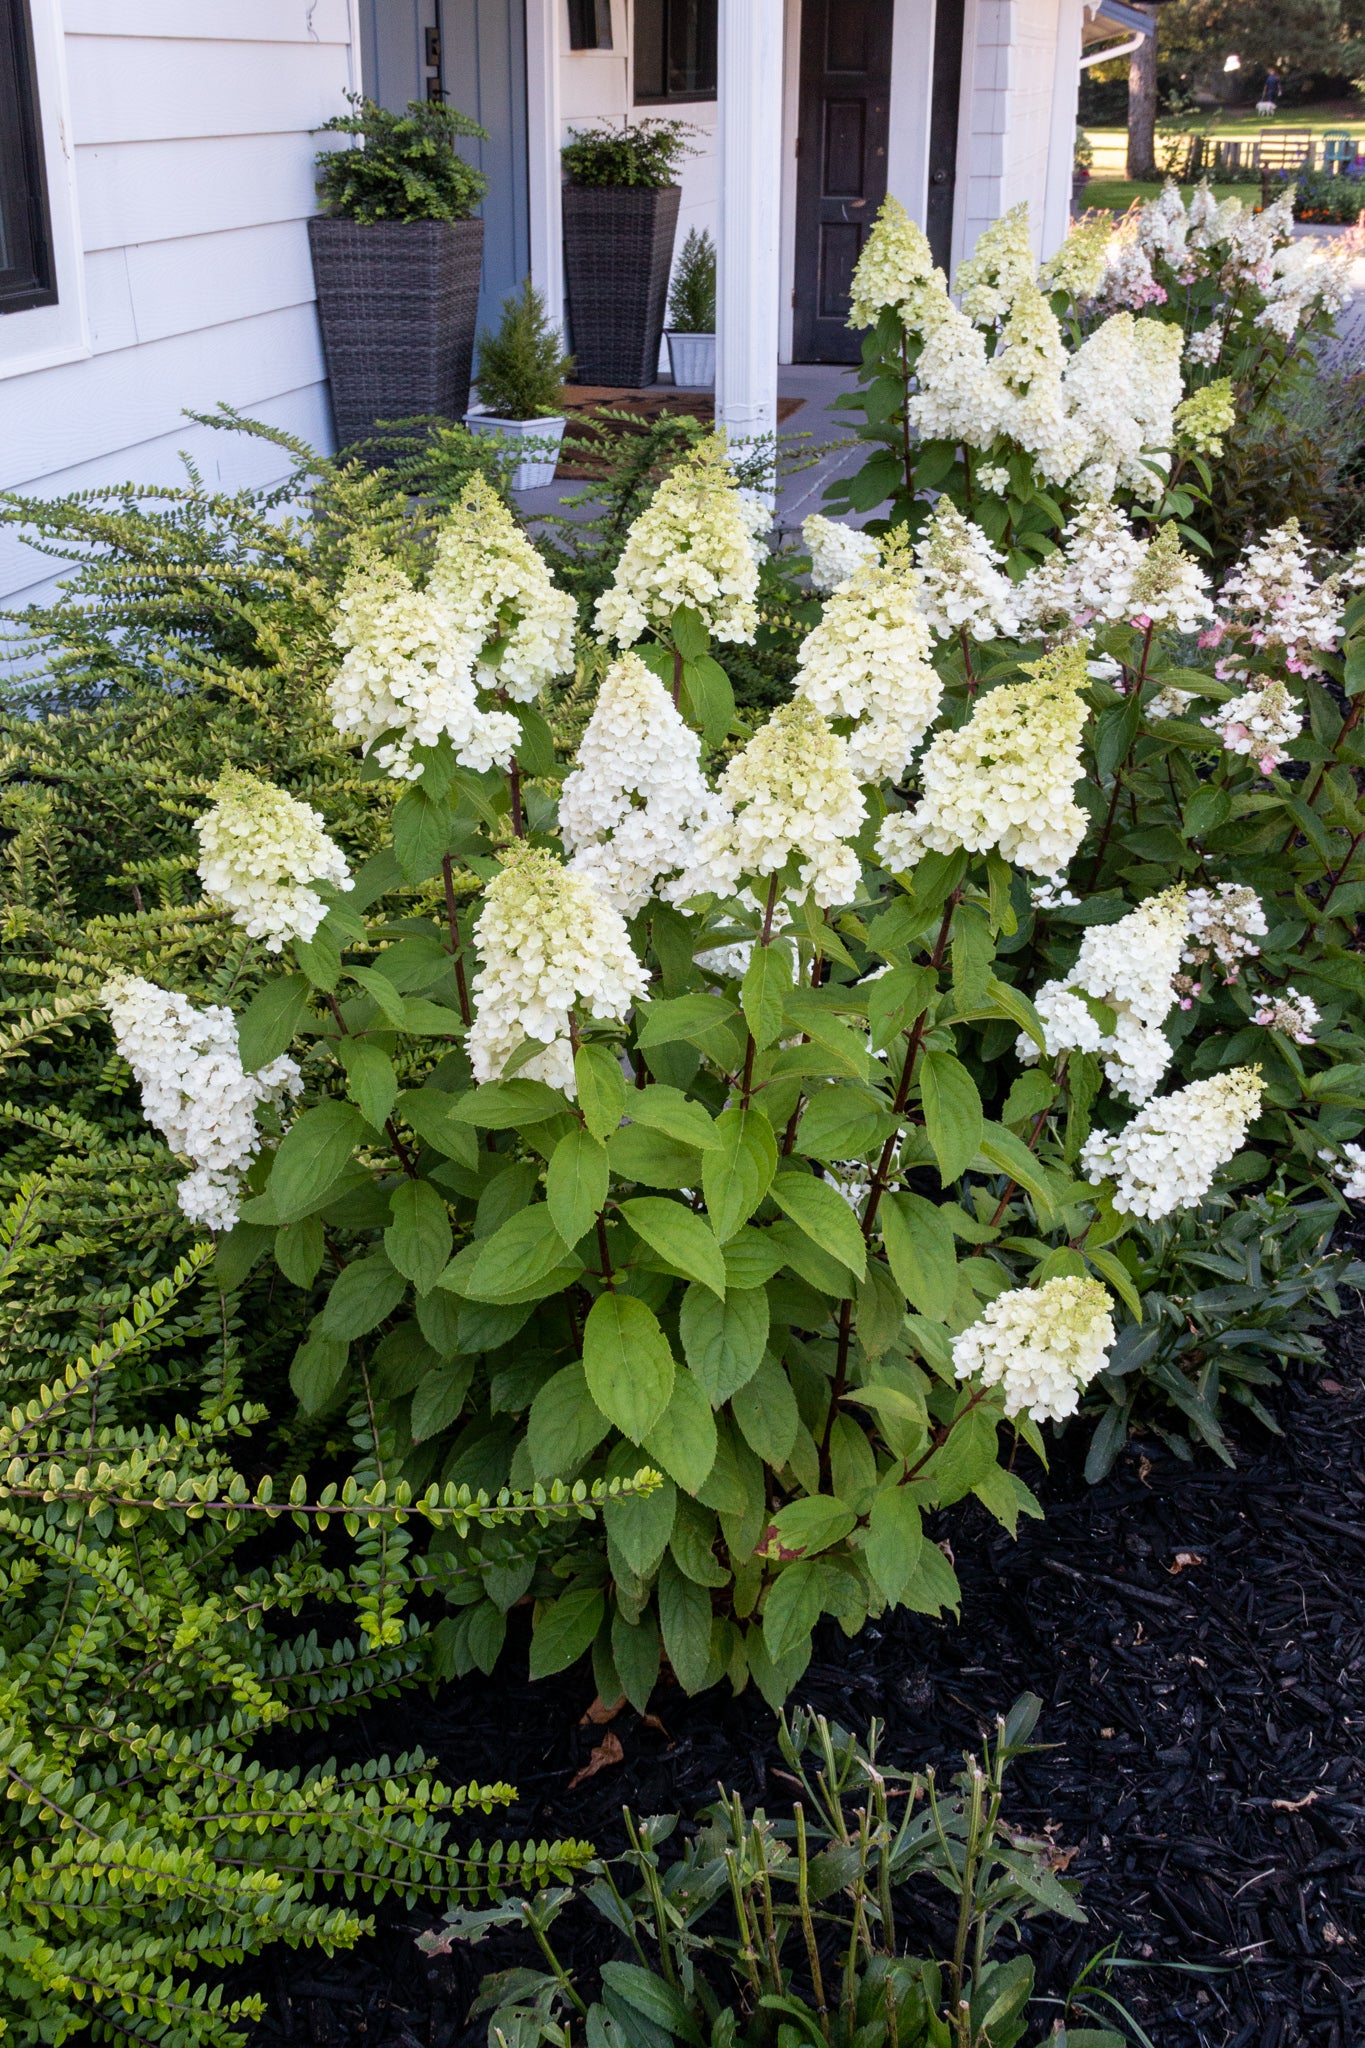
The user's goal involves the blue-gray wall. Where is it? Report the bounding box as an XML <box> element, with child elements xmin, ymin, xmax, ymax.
<box><xmin>358</xmin><ymin>0</ymin><xmax>529</xmax><ymax>337</ymax></box>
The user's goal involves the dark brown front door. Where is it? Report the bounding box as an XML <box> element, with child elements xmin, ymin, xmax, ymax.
<box><xmin>792</xmin><ymin>0</ymin><xmax>894</xmax><ymax>364</ymax></box>
<box><xmin>926</xmin><ymin>0</ymin><xmax>965</xmax><ymax>273</ymax></box>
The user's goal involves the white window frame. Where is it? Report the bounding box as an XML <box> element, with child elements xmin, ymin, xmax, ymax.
<box><xmin>0</xmin><ymin>0</ymin><xmax>88</xmax><ymax>381</ymax></box>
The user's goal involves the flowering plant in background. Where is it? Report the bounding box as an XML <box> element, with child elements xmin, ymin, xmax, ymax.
<box><xmin>80</xmin><ymin>351</ymin><xmax>1365</xmax><ymax>1719</ymax></box>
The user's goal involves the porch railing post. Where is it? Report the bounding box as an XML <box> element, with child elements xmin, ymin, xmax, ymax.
<box><xmin>716</xmin><ymin>0</ymin><xmax>783</xmax><ymax>496</ymax></box>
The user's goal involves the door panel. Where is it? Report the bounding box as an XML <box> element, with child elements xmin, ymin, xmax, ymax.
<box><xmin>793</xmin><ymin>0</ymin><xmax>894</xmax><ymax>364</ymax></box>
<box><xmin>926</xmin><ymin>0</ymin><xmax>964</xmax><ymax>274</ymax></box>
<box><xmin>439</xmin><ymin>0</ymin><xmax>529</xmax><ymax>332</ymax></box>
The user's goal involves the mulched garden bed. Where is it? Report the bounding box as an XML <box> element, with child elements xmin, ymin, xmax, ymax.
<box><xmin>237</xmin><ymin>1327</ymin><xmax>1365</xmax><ymax>2048</ymax></box>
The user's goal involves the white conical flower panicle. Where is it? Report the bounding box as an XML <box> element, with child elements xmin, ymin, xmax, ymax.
<box><xmin>1081</xmin><ymin>1067</ymin><xmax>1264</xmax><ymax>1220</ymax></box>
<box><xmin>792</xmin><ymin>532</ymin><xmax>943</xmax><ymax>784</ymax></box>
<box><xmin>1127</xmin><ymin>522</ymin><xmax>1213</xmax><ymax>633</ymax></box>
<box><xmin>1183</xmin><ymin>883</ymin><xmax>1266</xmax><ymax>981</ymax></box>
<box><xmin>907</xmin><ymin>297</ymin><xmax>1005</xmax><ymax>448</ymax></box>
<box><xmin>104</xmin><ymin>975</ymin><xmax>300</xmax><ymax>1232</ymax></box>
<box><xmin>595</xmin><ymin>439</ymin><xmax>760</xmax><ymax>650</ymax></box>
<box><xmin>558</xmin><ymin>651</ymin><xmax>723</xmax><ymax>915</ymax></box>
<box><xmin>953</xmin><ymin>1276</ymin><xmax>1115</xmax><ymax>1423</ymax></box>
<box><xmin>1038</xmin><ymin>217</ymin><xmax>1112</xmax><ymax>300</ymax></box>
<box><xmin>1013</xmin><ymin>500</ymin><xmax>1146</xmax><ymax>637</ymax></box>
<box><xmin>956</xmin><ymin>204</ymin><xmax>1037</xmax><ymax>324</ymax></box>
<box><xmin>684</xmin><ymin>697</ymin><xmax>867</xmax><ymax>911</ymax></box>
<box><xmin>427</xmin><ymin>474</ymin><xmax>576</xmax><ymax>702</ymax></box>
<box><xmin>1062</xmin><ymin>313</ymin><xmax>1183</xmax><ymax>501</ymax></box>
<box><xmin>194</xmin><ymin>767</ymin><xmax>352</xmax><ymax>952</ymax></box>
<box><xmin>913</xmin><ymin>501</ymin><xmax>1018</xmax><ymax>643</ymax></box>
<box><xmin>847</xmin><ymin>195</ymin><xmax>944</xmax><ymax>329</ymax></box>
<box><xmin>1022</xmin><ymin>887</ymin><xmax>1189</xmax><ymax>1103</ymax></box>
<box><xmin>876</xmin><ymin>642</ymin><xmax>1089</xmax><ymax>880</ymax></box>
<box><xmin>329</xmin><ymin>552</ymin><xmax>519</xmax><ymax>781</ymax></box>
<box><xmin>468</xmin><ymin>844</ymin><xmax>648</xmax><ymax>1096</ymax></box>
<box><xmin>802</xmin><ymin>514</ymin><xmax>879</xmax><ymax>594</ymax></box>
<box><xmin>1216</xmin><ymin>520</ymin><xmax>1343</xmax><ymax>675</ymax></box>
<box><xmin>1203</xmin><ymin>678</ymin><xmax>1302</xmax><ymax>776</ymax></box>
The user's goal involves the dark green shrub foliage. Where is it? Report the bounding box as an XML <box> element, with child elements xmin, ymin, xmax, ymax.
<box><xmin>315</xmin><ymin>95</ymin><xmax>489</xmax><ymax>224</ymax></box>
<box><xmin>561</xmin><ymin>119</ymin><xmax>694</xmax><ymax>189</ymax></box>
<box><xmin>667</xmin><ymin>227</ymin><xmax>717</xmax><ymax>332</ymax></box>
<box><xmin>475</xmin><ymin>278</ymin><xmax>574</xmax><ymax>419</ymax></box>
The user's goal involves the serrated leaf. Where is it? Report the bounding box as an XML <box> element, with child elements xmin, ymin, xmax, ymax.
<box><xmin>547</xmin><ymin>1126</ymin><xmax>608</xmax><ymax>1245</ymax></box>
<box><xmin>290</xmin><ymin>1331</ymin><xmax>349</xmax><ymax>1413</ymax></box>
<box><xmin>730</xmin><ymin>1350</ymin><xmax>799</xmax><ymax>1466</ymax></box>
<box><xmin>919</xmin><ymin>1049</ymin><xmax>983</xmax><ymax>1183</ymax></box>
<box><xmin>384</xmin><ymin>1179</ymin><xmax>453</xmax><ymax>1294</ymax></box>
<box><xmin>741</xmin><ymin>941</ymin><xmax>792</xmax><ymax>1052</ymax></box>
<box><xmin>527</xmin><ymin>1361</ymin><xmax>612</xmax><ymax>1479</ymax></box>
<box><xmin>768</xmin><ymin>1168</ymin><xmax>866</xmax><ymax>1279</ymax></box>
<box><xmin>880</xmin><ymin>1190</ymin><xmax>956</xmax><ymax>1322</ymax></box>
<box><xmin>338</xmin><ymin>1036</ymin><xmax>398</xmax><ymax>1131</ymax></box>
<box><xmin>274</xmin><ymin>1215</ymin><xmax>324</xmax><ymax>1289</ymax></box>
<box><xmin>702</xmin><ymin>1105</ymin><xmax>778</xmax><ymax>1241</ymax></box>
<box><xmin>397</xmin><ymin>1087</ymin><xmax>478</xmax><ymax>1167</ymax></box>
<box><xmin>620</xmin><ymin>1196</ymin><xmax>726</xmax><ymax>1298</ymax></box>
<box><xmin>464</xmin><ymin>1206</ymin><xmax>575</xmax><ymax>1300</ymax></box>
<box><xmin>393</xmin><ymin>784</ymin><xmax>450</xmax><ymax>882</ymax></box>
<box><xmin>760</xmin><ymin>1494</ymin><xmax>855</xmax><ymax>1559</ymax></box>
<box><xmin>452</xmin><ymin>1079</ymin><xmax>569</xmax><ymax>1128</ymax></box>
<box><xmin>319</xmin><ymin>1253</ymin><xmax>406</xmax><ymax>1340</ymax></box>
<box><xmin>678</xmin><ymin>1284</ymin><xmax>769</xmax><ymax>1404</ymax></box>
<box><xmin>410</xmin><ymin>1358</ymin><xmax>475</xmax><ymax>1441</ymax></box>
<box><xmin>624</xmin><ymin>1084</ymin><xmax>722</xmax><ymax>1151</ymax></box>
<box><xmin>269</xmin><ymin>1101</ymin><xmax>367</xmax><ymax>1224</ymax></box>
<box><xmin>583</xmin><ymin>1292</ymin><xmax>675</xmax><ymax>1442</ymax></box>
<box><xmin>575</xmin><ymin>1041</ymin><xmax>627</xmax><ymax>1140</ymax></box>
<box><xmin>238</xmin><ymin>973</ymin><xmax>310</xmax><ymax>1070</ymax></box>
<box><xmin>642</xmin><ymin>1365</ymin><xmax>718</xmax><ymax>1494</ymax></box>
<box><xmin>863</xmin><ymin>1488</ymin><xmax>923</xmax><ymax>1604</ymax></box>
<box><xmin>762</xmin><ymin>1560</ymin><xmax>824</xmax><ymax>1663</ymax></box>
<box><xmin>529</xmin><ymin>1587</ymin><xmax>605</xmax><ymax>1679</ymax></box>
<box><xmin>657</xmin><ymin>1555</ymin><xmax>715</xmax><ymax>1693</ymax></box>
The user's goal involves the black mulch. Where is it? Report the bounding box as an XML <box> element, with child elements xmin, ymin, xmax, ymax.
<box><xmin>235</xmin><ymin>1325</ymin><xmax>1365</xmax><ymax>2048</ymax></box>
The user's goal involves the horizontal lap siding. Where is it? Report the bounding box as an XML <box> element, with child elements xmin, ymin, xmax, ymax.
<box><xmin>2</xmin><ymin>9</ymin><xmax>355</xmax><ymax>602</ymax></box>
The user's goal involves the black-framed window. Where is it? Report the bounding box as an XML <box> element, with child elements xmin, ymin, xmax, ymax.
<box><xmin>634</xmin><ymin>0</ymin><xmax>716</xmax><ymax>103</ymax></box>
<box><xmin>0</xmin><ymin>0</ymin><xmax>55</xmax><ymax>315</ymax></box>
<box><xmin>567</xmin><ymin>0</ymin><xmax>613</xmax><ymax>49</ymax></box>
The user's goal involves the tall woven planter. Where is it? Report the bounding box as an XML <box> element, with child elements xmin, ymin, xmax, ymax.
<box><xmin>308</xmin><ymin>216</ymin><xmax>484</xmax><ymax>449</ymax></box>
<box><xmin>562</xmin><ymin>184</ymin><xmax>681</xmax><ymax>387</ymax></box>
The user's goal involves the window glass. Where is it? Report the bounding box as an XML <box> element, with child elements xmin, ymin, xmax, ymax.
<box><xmin>0</xmin><ymin>0</ymin><xmax>56</xmax><ymax>314</ymax></box>
<box><xmin>634</xmin><ymin>0</ymin><xmax>716</xmax><ymax>103</ymax></box>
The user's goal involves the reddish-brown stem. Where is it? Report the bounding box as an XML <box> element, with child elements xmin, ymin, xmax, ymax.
<box><xmin>508</xmin><ymin>754</ymin><xmax>524</xmax><ymax>836</ymax></box>
<box><xmin>672</xmin><ymin>643</ymin><xmax>684</xmax><ymax>712</ymax></box>
<box><xmin>326</xmin><ymin>991</ymin><xmax>418</xmax><ymax>1178</ymax></box>
<box><xmin>1279</xmin><ymin>700</ymin><xmax>1362</xmax><ymax>854</ymax></box>
<box><xmin>739</xmin><ymin>874</ymin><xmax>782</xmax><ymax>1109</ymax></box>
<box><xmin>1318</xmin><ymin>827</ymin><xmax>1365</xmax><ymax>922</ymax></box>
<box><xmin>819</xmin><ymin>1298</ymin><xmax>856</xmax><ymax>1493</ymax></box>
<box><xmin>1088</xmin><ymin>622</ymin><xmax>1154</xmax><ymax>892</ymax></box>
<box><xmin>440</xmin><ymin>853</ymin><xmax>473</xmax><ymax>1026</ymax></box>
<box><xmin>594</xmin><ymin>1214</ymin><xmax>616</xmax><ymax>1291</ymax></box>
<box><xmin>959</xmin><ymin>626</ymin><xmax>977</xmax><ymax>696</ymax></box>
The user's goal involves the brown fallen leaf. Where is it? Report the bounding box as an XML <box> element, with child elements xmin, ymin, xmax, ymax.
<box><xmin>569</xmin><ymin>1730</ymin><xmax>623</xmax><ymax>1789</ymax></box>
<box><xmin>1320</xmin><ymin>1379</ymin><xmax>1344</xmax><ymax>1394</ymax></box>
<box><xmin>1168</xmin><ymin>1550</ymin><xmax>1205</xmax><ymax>1574</ymax></box>
<box><xmin>580</xmin><ymin>1694</ymin><xmax>626</xmax><ymax>1726</ymax></box>
<box><xmin>1271</xmin><ymin>1788</ymin><xmax>1319</xmax><ymax>1811</ymax></box>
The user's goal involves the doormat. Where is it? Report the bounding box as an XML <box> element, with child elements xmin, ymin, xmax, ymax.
<box><xmin>554</xmin><ymin>385</ymin><xmax>805</xmax><ymax>481</ymax></box>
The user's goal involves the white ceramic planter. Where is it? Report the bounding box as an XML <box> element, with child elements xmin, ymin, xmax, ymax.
<box><xmin>463</xmin><ymin>411</ymin><xmax>567</xmax><ymax>489</ymax></box>
<box><xmin>665</xmin><ymin>330</ymin><xmax>716</xmax><ymax>390</ymax></box>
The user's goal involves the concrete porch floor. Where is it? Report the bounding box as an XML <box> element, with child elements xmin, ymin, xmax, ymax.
<box><xmin>511</xmin><ymin>362</ymin><xmax>868</xmax><ymax>538</ymax></box>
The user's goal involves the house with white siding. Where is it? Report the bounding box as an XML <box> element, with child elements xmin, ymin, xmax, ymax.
<box><xmin>1</xmin><ymin>0</ymin><xmax>1124</xmax><ymax>614</ymax></box>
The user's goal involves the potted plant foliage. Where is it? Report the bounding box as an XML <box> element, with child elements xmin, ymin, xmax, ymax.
<box><xmin>310</xmin><ymin>95</ymin><xmax>489</xmax><ymax>448</ymax></box>
<box><xmin>465</xmin><ymin>279</ymin><xmax>575</xmax><ymax>489</ymax></box>
<box><xmin>560</xmin><ymin>119</ymin><xmax>692</xmax><ymax>386</ymax></box>
<box><xmin>664</xmin><ymin>226</ymin><xmax>716</xmax><ymax>389</ymax></box>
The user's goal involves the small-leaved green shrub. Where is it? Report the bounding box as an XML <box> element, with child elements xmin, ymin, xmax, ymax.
<box><xmin>315</xmin><ymin>93</ymin><xmax>489</xmax><ymax>224</ymax></box>
<box><xmin>475</xmin><ymin>278</ymin><xmax>575</xmax><ymax>420</ymax></box>
<box><xmin>668</xmin><ymin>228</ymin><xmax>717</xmax><ymax>334</ymax></box>
<box><xmin>561</xmin><ymin>119</ymin><xmax>694</xmax><ymax>189</ymax></box>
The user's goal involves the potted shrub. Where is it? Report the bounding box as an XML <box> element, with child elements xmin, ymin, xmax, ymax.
<box><xmin>309</xmin><ymin>95</ymin><xmax>489</xmax><ymax>449</ymax></box>
<box><xmin>465</xmin><ymin>278</ymin><xmax>574</xmax><ymax>489</ymax></box>
<box><xmin>561</xmin><ymin>119</ymin><xmax>693</xmax><ymax>386</ymax></box>
<box><xmin>1071</xmin><ymin>126</ymin><xmax>1094</xmax><ymax>216</ymax></box>
<box><xmin>664</xmin><ymin>227</ymin><xmax>716</xmax><ymax>389</ymax></box>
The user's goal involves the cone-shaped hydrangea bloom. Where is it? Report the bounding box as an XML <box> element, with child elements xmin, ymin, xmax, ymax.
<box><xmin>467</xmin><ymin>844</ymin><xmax>648</xmax><ymax>1096</ymax></box>
<box><xmin>1254</xmin><ymin>988</ymin><xmax>1320</xmax><ymax>1043</ymax></box>
<box><xmin>993</xmin><ymin>282</ymin><xmax>1084</xmax><ymax>483</ymax></box>
<box><xmin>1203</xmin><ymin>677</ymin><xmax>1302</xmax><ymax>776</ymax></box>
<box><xmin>1063</xmin><ymin>313</ymin><xmax>1183</xmax><ymax>501</ymax></box>
<box><xmin>1082</xmin><ymin>1066</ymin><xmax>1264</xmax><ymax>1220</ymax></box>
<box><xmin>1174</xmin><ymin>377</ymin><xmax>1234</xmax><ymax>456</ymax></box>
<box><xmin>1216</xmin><ymin>521</ymin><xmax>1343</xmax><ymax>674</ymax></box>
<box><xmin>1184</xmin><ymin>323</ymin><xmax>1225</xmax><ymax>368</ymax></box>
<box><xmin>953</xmin><ymin>1276</ymin><xmax>1115</xmax><ymax>1423</ymax></box>
<box><xmin>1183</xmin><ymin>882</ymin><xmax>1266</xmax><ymax>980</ymax></box>
<box><xmin>876</xmin><ymin>642</ymin><xmax>1089</xmax><ymax>879</ymax></box>
<box><xmin>684</xmin><ymin>697</ymin><xmax>866</xmax><ymax>910</ymax></box>
<box><xmin>1093</xmin><ymin>233</ymin><xmax>1166</xmax><ymax>314</ymax></box>
<box><xmin>1147</xmin><ymin>684</ymin><xmax>1196</xmax><ymax>721</ymax></box>
<box><xmin>1038</xmin><ymin>216</ymin><xmax>1112</xmax><ymax>299</ymax></box>
<box><xmin>913</xmin><ymin>501</ymin><xmax>1018</xmax><ymax>643</ymax></box>
<box><xmin>803</xmin><ymin>513</ymin><xmax>879</xmax><ymax>595</ymax></box>
<box><xmin>1136</xmin><ymin>179</ymin><xmax>1189</xmax><ymax>263</ymax></box>
<box><xmin>1127</xmin><ymin>521</ymin><xmax>1213</xmax><ymax>633</ymax></box>
<box><xmin>847</xmin><ymin>195</ymin><xmax>944</xmax><ymax>328</ymax></box>
<box><xmin>1258</xmin><ymin>232</ymin><xmax>1356</xmax><ymax>339</ymax></box>
<box><xmin>956</xmin><ymin>204</ymin><xmax>1037</xmax><ymax>324</ymax></box>
<box><xmin>792</xmin><ymin>532</ymin><xmax>942</xmax><ymax>783</ymax></box>
<box><xmin>558</xmin><ymin>651</ymin><xmax>723</xmax><ymax>915</ymax></box>
<box><xmin>104</xmin><ymin>974</ymin><xmax>300</xmax><ymax>1232</ymax></box>
<box><xmin>194</xmin><ymin>768</ymin><xmax>352</xmax><ymax>952</ymax></box>
<box><xmin>329</xmin><ymin>553</ymin><xmax>519</xmax><ymax>781</ymax></box>
<box><xmin>1022</xmin><ymin>886</ymin><xmax>1188</xmax><ymax>1104</ymax></box>
<box><xmin>907</xmin><ymin>297</ymin><xmax>1005</xmax><ymax>448</ymax></box>
<box><xmin>1013</xmin><ymin>500</ymin><xmax>1146</xmax><ymax>637</ymax></box>
<box><xmin>427</xmin><ymin>475</ymin><xmax>576</xmax><ymax>702</ymax></box>
<box><xmin>595</xmin><ymin>439</ymin><xmax>760</xmax><ymax>649</ymax></box>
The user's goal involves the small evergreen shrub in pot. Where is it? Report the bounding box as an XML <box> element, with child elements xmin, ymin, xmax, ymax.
<box><xmin>466</xmin><ymin>277</ymin><xmax>574</xmax><ymax>489</ymax></box>
<box><xmin>561</xmin><ymin>120</ymin><xmax>692</xmax><ymax>385</ymax></box>
<box><xmin>310</xmin><ymin>95</ymin><xmax>490</xmax><ymax>447</ymax></box>
<box><xmin>664</xmin><ymin>226</ymin><xmax>717</xmax><ymax>389</ymax></box>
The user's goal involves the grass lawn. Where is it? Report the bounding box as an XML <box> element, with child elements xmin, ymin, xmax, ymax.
<box><xmin>1082</xmin><ymin>179</ymin><xmax>1247</xmax><ymax>211</ymax></box>
<box><xmin>1085</xmin><ymin>100</ymin><xmax>1365</xmax><ymax>151</ymax></box>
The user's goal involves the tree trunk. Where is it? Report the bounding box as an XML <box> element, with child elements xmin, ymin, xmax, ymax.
<box><xmin>1127</xmin><ymin>7</ymin><xmax>1159</xmax><ymax>181</ymax></box>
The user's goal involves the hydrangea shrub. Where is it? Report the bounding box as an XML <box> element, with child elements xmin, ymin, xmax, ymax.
<box><xmin>100</xmin><ymin>246</ymin><xmax>1365</xmax><ymax>1706</ymax></box>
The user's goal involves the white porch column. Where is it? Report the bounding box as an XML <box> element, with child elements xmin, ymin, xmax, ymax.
<box><xmin>716</xmin><ymin>0</ymin><xmax>784</xmax><ymax>483</ymax></box>
<box><xmin>525</xmin><ymin>0</ymin><xmax>565</xmax><ymax>337</ymax></box>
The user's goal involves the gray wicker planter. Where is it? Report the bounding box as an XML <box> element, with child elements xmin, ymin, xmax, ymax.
<box><xmin>308</xmin><ymin>216</ymin><xmax>484</xmax><ymax>449</ymax></box>
<box><xmin>562</xmin><ymin>184</ymin><xmax>681</xmax><ymax>387</ymax></box>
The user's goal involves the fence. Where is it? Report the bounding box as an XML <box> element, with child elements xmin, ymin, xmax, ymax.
<box><xmin>1083</xmin><ymin>128</ymin><xmax>1365</xmax><ymax>181</ymax></box>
